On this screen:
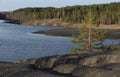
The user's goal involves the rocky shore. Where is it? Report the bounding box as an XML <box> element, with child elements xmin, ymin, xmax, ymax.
<box><xmin>1</xmin><ymin>51</ymin><xmax>120</xmax><ymax>77</ymax></box>
<box><xmin>33</xmin><ymin>28</ymin><xmax>120</xmax><ymax>39</ymax></box>
<box><xmin>33</xmin><ymin>28</ymin><xmax>79</xmax><ymax>37</ymax></box>
<box><xmin>2</xmin><ymin>19</ymin><xmax>120</xmax><ymax>39</ymax></box>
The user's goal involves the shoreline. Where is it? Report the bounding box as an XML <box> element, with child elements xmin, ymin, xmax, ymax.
<box><xmin>1</xmin><ymin>52</ymin><xmax>120</xmax><ymax>77</ymax></box>
<box><xmin>1</xmin><ymin>20</ymin><xmax>120</xmax><ymax>77</ymax></box>
<box><xmin>3</xmin><ymin>19</ymin><xmax>120</xmax><ymax>39</ymax></box>
<box><xmin>33</xmin><ymin>28</ymin><xmax>120</xmax><ymax>39</ymax></box>
<box><xmin>3</xmin><ymin>19</ymin><xmax>120</xmax><ymax>28</ymax></box>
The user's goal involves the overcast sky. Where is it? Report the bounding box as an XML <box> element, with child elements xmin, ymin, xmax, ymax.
<box><xmin>0</xmin><ymin>0</ymin><xmax>120</xmax><ymax>11</ymax></box>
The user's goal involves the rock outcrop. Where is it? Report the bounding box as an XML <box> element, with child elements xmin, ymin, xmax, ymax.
<box><xmin>53</xmin><ymin>64</ymin><xmax>78</xmax><ymax>74</ymax></box>
<box><xmin>2</xmin><ymin>51</ymin><xmax>120</xmax><ymax>77</ymax></box>
<box><xmin>72</xmin><ymin>66</ymin><xmax>120</xmax><ymax>77</ymax></box>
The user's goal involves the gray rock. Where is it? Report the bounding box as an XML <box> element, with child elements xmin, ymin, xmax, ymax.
<box><xmin>15</xmin><ymin>58</ymin><xmax>39</xmax><ymax>64</ymax></box>
<box><xmin>102</xmin><ymin>63</ymin><xmax>120</xmax><ymax>71</ymax></box>
<box><xmin>2</xmin><ymin>52</ymin><xmax>120</xmax><ymax>77</ymax></box>
<box><xmin>35</xmin><ymin>56</ymin><xmax>60</xmax><ymax>69</ymax></box>
<box><xmin>72</xmin><ymin>66</ymin><xmax>120</xmax><ymax>77</ymax></box>
<box><xmin>53</xmin><ymin>64</ymin><xmax>78</xmax><ymax>74</ymax></box>
<box><xmin>34</xmin><ymin>54</ymin><xmax>80</xmax><ymax>69</ymax></box>
<box><xmin>0</xmin><ymin>62</ymin><xmax>66</xmax><ymax>77</ymax></box>
<box><xmin>79</xmin><ymin>51</ymin><xmax>120</xmax><ymax>67</ymax></box>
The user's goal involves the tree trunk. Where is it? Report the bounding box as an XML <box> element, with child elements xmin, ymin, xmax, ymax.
<box><xmin>88</xmin><ymin>28</ymin><xmax>92</xmax><ymax>52</ymax></box>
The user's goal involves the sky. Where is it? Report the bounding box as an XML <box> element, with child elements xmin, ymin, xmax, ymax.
<box><xmin>0</xmin><ymin>0</ymin><xmax>120</xmax><ymax>11</ymax></box>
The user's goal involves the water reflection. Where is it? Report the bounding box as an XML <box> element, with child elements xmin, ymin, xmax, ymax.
<box><xmin>0</xmin><ymin>20</ymin><xmax>73</xmax><ymax>62</ymax></box>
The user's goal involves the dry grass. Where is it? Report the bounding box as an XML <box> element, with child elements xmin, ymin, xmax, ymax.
<box><xmin>98</xmin><ymin>24</ymin><xmax>120</xmax><ymax>29</ymax></box>
<box><xmin>22</xmin><ymin>19</ymin><xmax>120</xmax><ymax>29</ymax></box>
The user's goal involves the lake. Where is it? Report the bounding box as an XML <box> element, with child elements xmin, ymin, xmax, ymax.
<box><xmin>0</xmin><ymin>20</ymin><xmax>74</xmax><ymax>62</ymax></box>
<box><xmin>0</xmin><ymin>20</ymin><xmax>120</xmax><ymax>62</ymax></box>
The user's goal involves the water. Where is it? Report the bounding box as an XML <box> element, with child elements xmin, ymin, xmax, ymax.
<box><xmin>0</xmin><ymin>20</ymin><xmax>120</xmax><ymax>62</ymax></box>
<box><xmin>0</xmin><ymin>20</ymin><xmax>73</xmax><ymax>62</ymax></box>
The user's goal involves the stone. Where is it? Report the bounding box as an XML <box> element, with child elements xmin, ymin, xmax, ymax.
<box><xmin>0</xmin><ymin>62</ymin><xmax>66</xmax><ymax>77</ymax></box>
<box><xmin>2</xmin><ymin>52</ymin><xmax>120</xmax><ymax>77</ymax></box>
<box><xmin>72</xmin><ymin>66</ymin><xmax>120</xmax><ymax>77</ymax></box>
<box><xmin>35</xmin><ymin>56</ymin><xmax>60</xmax><ymax>69</ymax></box>
<box><xmin>102</xmin><ymin>63</ymin><xmax>120</xmax><ymax>71</ymax></box>
<box><xmin>34</xmin><ymin>54</ymin><xmax>80</xmax><ymax>69</ymax></box>
<box><xmin>79</xmin><ymin>51</ymin><xmax>120</xmax><ymax>67</ymax></box>
<box><xmin>53</xmin><ymin>64</ymin><xmax>78</xmax><ymax>74</ymax></box>
<box><xmin>15</xmin><ymin>58</ymin><xmax>39</xmax><ymax>64</ymax></box>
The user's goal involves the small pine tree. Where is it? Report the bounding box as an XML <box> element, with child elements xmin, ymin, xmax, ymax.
<box><xmin>70</xmin><ymin>8</ymin><xmax>106</xmax><ymax>54</ymax></box>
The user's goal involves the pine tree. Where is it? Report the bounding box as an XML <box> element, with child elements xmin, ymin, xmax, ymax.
<box><xmin>70</xmin><ymin>8</ymin><xmax>106</xmax><ymax>54</ymax></box>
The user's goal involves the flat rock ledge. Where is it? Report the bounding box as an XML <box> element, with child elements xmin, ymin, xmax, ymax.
<box><xmin>1</xmin><ymin>51</ymin><xmax>120</xmax><ymax>77</ymax></box>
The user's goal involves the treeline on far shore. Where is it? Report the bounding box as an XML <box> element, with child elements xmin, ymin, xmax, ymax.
<box><xmin>0</xmin><ymin>2</ymin><xmax>120</xmax><ymax>26</ymax></box>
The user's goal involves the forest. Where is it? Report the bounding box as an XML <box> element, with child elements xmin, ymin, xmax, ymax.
<box><xmin>1</xmin><ymin>2</ymin><xmax>120</xmax><ymax>25</ymax></box>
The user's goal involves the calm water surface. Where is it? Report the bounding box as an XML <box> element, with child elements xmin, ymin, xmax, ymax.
<box><xmin>0</xmin><ymin>20</ymin><xmax>73</xmax><ymax>62</ymax></box>
<box><xmin>0</xmin><ymin>20</ymin><xmax>120</xmax><ymax>62</ymax></box>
